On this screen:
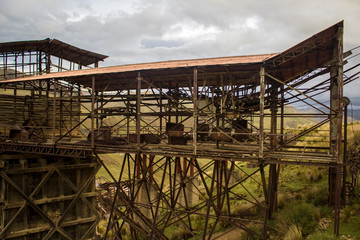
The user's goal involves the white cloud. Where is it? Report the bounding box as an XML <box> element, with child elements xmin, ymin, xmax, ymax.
<box><xmin>163</xmin><ymin>21</ymin><xmax>222</xmax><ymax>42</ymax></box>
<box><xmin>245</xmin><ymin>16</ymin><xmax>260</xmax><ymax>30</ymax></box>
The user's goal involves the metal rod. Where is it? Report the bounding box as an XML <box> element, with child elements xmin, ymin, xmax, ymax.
<box><xmin>265</xmin><ymin>72</ymin><xmax>336</xmax><ymax>114</ymax></box>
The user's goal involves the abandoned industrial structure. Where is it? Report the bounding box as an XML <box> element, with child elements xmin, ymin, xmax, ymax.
<box><xmin>0</xmin><ymin>21</ymin><xmax>359</xmax><ymax>239</ymax></box>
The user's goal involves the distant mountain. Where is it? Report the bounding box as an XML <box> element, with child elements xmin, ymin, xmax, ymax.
<box><xmin>347</xmin><ymin>108</ymin><xmax>360</xmax><ymax>121</ymax></box>
<box><xmin>292</xmin><ymin>102</ymin><xmax>360</xmax><ymax>122</ymax></box>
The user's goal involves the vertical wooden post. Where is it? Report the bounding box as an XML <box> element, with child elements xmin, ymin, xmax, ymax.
<box><xmin>280</xmin><ymin>86</ymin><xmax>285</xmax><ymax>146</ymax></box>
<box><xmin>268</xmin><ymin>83</ymin><xmax>279</xmax><ymax>219</ymax></box>
<box><xmin>95</xmin><ymin>91</ymin><xmax>99</xmax><ymax>129</ymax></box>
<box><xmin>149</xmin><ymin>155</ymin><xmax>154</xmax><ymax>184</ymax></box>
<box><xmin>175</xmin><ymin>83</ymin><xmax>179</xmax><ymax>123</ymax></box>
<box><xmin>329</xmin><ymin>23</ymin><xmax>343</xmax><ymax>236</ymax></box>
<box><xmin>59</xmin><ymin>87</ymin><xmax>63</xmax><ymax>136</ymax></box>
<box><xmin>22</xmin><ymin>52</ymin><xmax>25</xmax><ymax>76</ymax></box>
<box><xmin>193</xmin><ymin>69</ymin><xmax>198</xmax><ymax>156</ymax></box>
<box><xmin>183</xmin><ymin>158</ymin><xmax>187</xmax><ymax>175</ymax></box>
<box><xmin>175</xmin><ymin>157</ymin><xmax>181</xmax><ymax>174</ymax></box>
<box><xmin>127</xmin><ymin>89</ymin><xmax>130</xmax><ymax>140</ymax></box>
<box><xmin>69</xmin><ymin>86</ymin><xmax>73</xmax><ymax>141</ymax></box>
<box><xmin>137</xmin><ymin>72</ymin><xmax>142</xmax><ymax>151</ymax></box>
<box><xmin>46</xmin><ymin>52</ymin><xmax>51</xmax><ymax>73</ymax></box>
<box><xmin>58</xmin><ymin>158</ymin><xmax>64</xmax><ymax>218</ymax></box>
<box><xmin>159</xmin><ymin>83</ymin><xmax>163</xmax><ymax>135</ymax></box>
<box><xmin>190</xmin><ymin>158</ymin><xmax>195</xmax><ymax>177</ymax></box>
<box><xmin>335</xmin><ymin>23</ymin><xmax>344</xmax><ymax>236</ymax></box>
<box><xmin>342</xmin><ymin>97</ymin><xmax>349</xmax><ymax>204</ymax></box>
<box><xmin>260</xmin><ymin>163</ymin><xmax>268</xmax><ymax>240</ymax></box>
<box><xmin>46</xmin><ymin>81</ymin><xmax>50</xmax><ymax>126</ymax></box>
<box><xmin>36</xmin><ymin>51</ymin><xmax>40</xmax><ymax>75</ymax></box>
<box><xmin>136</xmin><ymin>154</ymin><xmax>141</xmax><ymax>179</ymax></box>
<box><xmin>259</xmin><ymin>67</ymin><xmax>265</xmax><ymax>158</ymax></box>
<box><xmin>13</xmin><ymin>87</ymin><xmax>17</xmax><ymax>125</ymax></box>
<box><xmin>143</xmin><ymin>155</ymin><xmax>147</xmax><ymax>179</ymax></box>
<box><xmin>100</xmin><ymin>91</ymin><xmax>104</xmax><ymax>127</ymax></box>
<box><xmin>77</xmin><ymin>83</ymin><xmax>81</xmax><ymax>136</ymax></box>
<box><xmin>168</xmin><ymin>80</ymin><xmax>173</xmax><ymax>123</ymax></box>
<box><xmin>91</xmin><ymin>76</ymin><xmax>95</xmax><ymax>148</ymax></box>
<box><xmin>4</xmin><ymin>52</ymin><xmax>8</xmax><ymax>79</ymax></box>
<box><xmin>52</xmin><ymin>79</ymin><xmax>57</xmax><ymax>144</ymax></box>
<box><xmin>14</xmin><ymin>53</ymin><xmax>17</xmax><ymax>79</ymax></box>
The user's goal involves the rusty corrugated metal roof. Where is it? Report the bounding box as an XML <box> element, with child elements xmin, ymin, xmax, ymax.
<box><xmin>0</xmin><ymin>53</ymin><xmax>277</xmax><ymax>83</ymax></box>
<box><xmin>0</xmin><ymin>38</ymin><xmax>108</xmax><ymax>66</ymax></box>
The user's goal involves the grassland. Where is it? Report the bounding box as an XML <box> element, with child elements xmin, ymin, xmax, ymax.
<box><xmin>95</xmin><ymin>111</ymin><xmax>360</xmax><ymax>239</ymax></box>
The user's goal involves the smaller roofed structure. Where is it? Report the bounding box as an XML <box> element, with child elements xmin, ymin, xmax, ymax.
<box><xmin>0</xmin><ymin>38</ymin><xmax>108</xmax><ymax>80</ymax></box>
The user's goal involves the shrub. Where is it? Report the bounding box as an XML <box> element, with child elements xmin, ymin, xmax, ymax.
<box><xmin>273</xmin><ymin>201</ymin><xmax>320</xmax><ymax>237</ymax></box>
<box><xmin>342</xmin><ymin>205</ymin><xmax>353</xmax><ymax>223</ymax></box>
<box><xmin>277</xmin><ymin>192</ymin><xmax>292</xmax><ymax>209</ymax></box>
<box><xmin>305</xmin><ymin>185</ymin><xmax>329</xmax><ymax>206</ymax></box>
<box><xmin>307</xmin><ymin>231</ymin><xmax>337</xmax><ymax>240</ymax></box>
<box><xmin>283</xmin><ymin>224</ymin><xmax>303</xmax><ymax>240</ymax></box>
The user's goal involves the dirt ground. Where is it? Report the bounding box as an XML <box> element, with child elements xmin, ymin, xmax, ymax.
<box><xmin>211</xmin><ymin>228</ymin><xmax>245</xmax><ymax>240</ymax></box>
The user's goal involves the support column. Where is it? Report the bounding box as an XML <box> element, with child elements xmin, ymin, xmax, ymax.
<box><xmin>260</xmin><ymin>163</ymin><xmax>268</xmax><ymax>240</ymax></box>
<box><xmin>342</xmin><ymin>97</ymin><xmax>349</xmax><ymax>203</ymax></box>
<box><xmin>137</xmin><ymin>72</ymin><xmax>142</xmax><ymax>151</ymax></box>
<box><xmin>328</xmin><ymin>23</ymin><xmax>343</xmax><ymax>236</ymax></box>
<box><xmin>259</xmin><ymin>67</ymin><xmax>265</xmax><ymax>158</ymax></box>
<box><xmin>52</xmin><ymin>79</ymin><xmax>57</xmax><ymax>144</ymax></box>
<box><xmin>280</xmin><ymin>86</ymin><xmax>285</xmax><ymax>146</ymax></box>
<box><xmin>91</xmin><ymin>76</ymin><xmax>95</xmax><ymax>149</ymax></box>
<box><xmin>46</xmin><ymin>52</ymin><xmax>51</xmax><ymax>73</ymax></box>
<box><xmin>59</xmin><ymin>87</ymin><xmax>63</xmax><ymax>136</ymax></box>
<box><xmin>193</xmin><ymin>69</ymin><xmax>198</xmax><ymax>156</ymax></box>
<box><xmin>159</xmin><ymin>84</ymin><xmax>163</xmax><ymax>135</ymax></box>
<box><xmin>268</xmin><ymin>83</ymin><xmax>279</xmax><ymax>219</ymax></box>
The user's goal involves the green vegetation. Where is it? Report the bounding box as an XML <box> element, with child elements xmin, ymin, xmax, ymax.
<box><xmin>264</xmin><ymin>122</ymin><xmax>360</xmax><ymax>239</ymax></box>
<box><xmin>96</xmin><ymin>120</ymin><xmax>360</xmax><ymax>239</ymax></box>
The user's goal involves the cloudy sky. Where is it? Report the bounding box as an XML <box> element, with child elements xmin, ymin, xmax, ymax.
<box><xmin>1</xmin><ymin>0</ymin><xmax>360</xmax><ymax>100</ymax></box>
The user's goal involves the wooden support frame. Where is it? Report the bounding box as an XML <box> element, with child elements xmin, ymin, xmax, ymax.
<box><xmin>0</xmin><ymin>155</ymin><xmax>99</xmax><ymax>240</ymax></box>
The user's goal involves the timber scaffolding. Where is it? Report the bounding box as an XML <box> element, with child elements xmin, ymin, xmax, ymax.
<box><xmin>0</xmin><ymin>21</ymin><xmax>359</xmax><ymax>239</ymax></box>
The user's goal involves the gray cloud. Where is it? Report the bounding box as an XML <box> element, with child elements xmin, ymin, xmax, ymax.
<box><xmin>141</xmin><ymin>38</ymin><xmax>184</xmax><ymax>49</ymax></box>
<box><xmin>0</xmin><ymin>0</ymin><xmax>359</xmax><ymax>72</ymax></box>
<box><xmin>1</xmin><ymin>0</ymin><xmax>359</xmax><ymax>55</ymax></box>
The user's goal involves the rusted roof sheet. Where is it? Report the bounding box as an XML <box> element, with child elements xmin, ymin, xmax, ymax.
<box><xmin>0</xmin><ymin>38</ymin><xmax>108</xmax><ymax>66</ymax></box>
<box><xmin>0</xmin><ymin>53</ymin><xmax>277</xmax><ymax>83</ymax></box>
<box><xmin>264</xmin><ymin>21</ymin><xmax>342</xmax><ymax>82</ymax></box>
